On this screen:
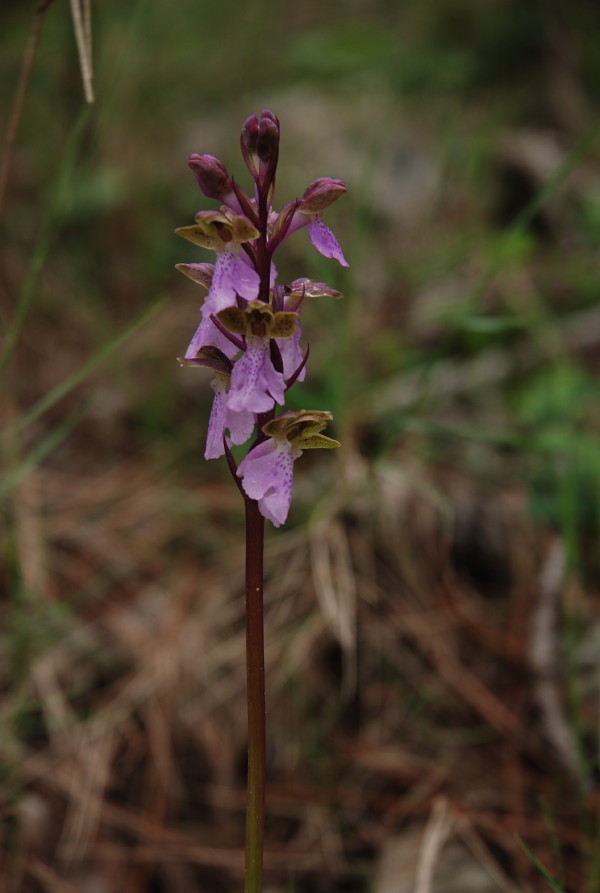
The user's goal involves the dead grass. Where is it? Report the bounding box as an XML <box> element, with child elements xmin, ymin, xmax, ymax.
<box><xmin>2</xmin><ymin>378</ymin><xmax>594</xmax><ymax>890</ymax></box>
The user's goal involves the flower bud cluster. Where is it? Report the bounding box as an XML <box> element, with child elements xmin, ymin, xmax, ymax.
<box><xmin>176</xmin><ymin>111</ymin><xmax>347</xmax><ymax>526</ymax></box>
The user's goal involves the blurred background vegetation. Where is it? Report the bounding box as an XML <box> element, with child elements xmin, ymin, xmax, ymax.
<box><xmin>2</xmin><ymin>1</ymin><xmax>600</xmax><ymax>891</ymax></box>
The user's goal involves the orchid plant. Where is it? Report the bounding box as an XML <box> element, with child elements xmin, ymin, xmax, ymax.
<box><xmin>176</xmin><ymin>110</ymin><xmax>347</xmax><ymax>892</ymax></box>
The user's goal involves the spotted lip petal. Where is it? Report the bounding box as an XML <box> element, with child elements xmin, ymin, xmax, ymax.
<box><xmin>237</xmin><ymin>438</ymin><xmax>301</xmax><ymax>527</ymax></box>
<box><xmin>226</xmin><ymin>338</ymin><xmax>286</xmax><ymax>413</ymax></box>
<box><xmin>307</xmin><ymin>216</ymin><xmax>348</xmax><ymax>266</ymax></box>
<box><xmin>210</xmin><ymin>245</ymin><xmax>260</xmax><ymax>306</ymax></box>
<box><xmin>273</xmin><ymin>205</ymin><xmax>348</xmax><ymax>268</ymax></box>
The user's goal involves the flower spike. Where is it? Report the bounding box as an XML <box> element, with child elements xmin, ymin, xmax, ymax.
<box><xmin>177</xmin><ymin>111</ymin><xmax>348</xmax><ymax>522</ymax></box>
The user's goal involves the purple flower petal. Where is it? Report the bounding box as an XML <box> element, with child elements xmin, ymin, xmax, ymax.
<box><xmin>262</xmin><ymin>348</ymin><xmax>287</xmax><ymax>404</ymax></box>
<box><xmin>307</xmin><ymin>216</ymin><xmax>349</xmax><ymax>266</ymax></box>
<box><xmin>205</xmin><ymin>379</ymin><xmax>255</xmax><ymax>459</ymax></box>
<box><xmin>185</xmin><ymin>313</ymin><xmax>239</xmax><ymax>360</ymax></box>
<box><xmin>236</xmin><ymin>438</ymin><xmax>274</xmax><ymax>482</ymax></box>
<box><xmin>227</xmin><ymin>404</ymin><xmax>255</xmax><ymax>446</ymax></box>
<box><xmin>269</xmin><ymin>258</ymin><xmax>278</xmax><ymax>289</ymax></box>
<box><xmin>278</xmin><ymin>326</ymin><xmax>305</xmax><ymax>382</ymax></box>
<box><xmin>237</xmin><ymin>438</ymin><xmax>301</xmax><ymax>527</ymax></box>
<box><xmin>210</xmin><ymin>245</ymin><xmax>260</xmax><ymax>306</ymax></box>
<box><xmin>205</xmin><ymin>387</ymin><xmax>228</xmax><ymax>460</ymax></box>
<box><xmin>227</xmin><ymin>338</ymin><xmax>285</xmax><ymax>413</ymax></box>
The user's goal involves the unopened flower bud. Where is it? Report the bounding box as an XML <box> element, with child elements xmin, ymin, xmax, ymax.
<box><xmin>257</xmin><ymin>110</ymin><xmax>280</xmax><ymax>194</ymax></box>
<box><xmin>188</xmin><ymin>154</ymin><xmax>233</xmax><ymax>201</ymax></box>
<box><xmin>300</xmin><ymin>178</ymin><xmax>347</xmax><ymax>214</ymax></box>
<box><xmin>240</xmin><ymin>115</ymin><xmax>260</xmax><ymax>178</ymax></box>
<box><xmin>257</xmin><ymin>110</ymin><xmax>280</xmax><ymax>163</ymax></box>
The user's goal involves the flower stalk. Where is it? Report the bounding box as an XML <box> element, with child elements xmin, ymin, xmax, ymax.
<box><xmin>243</xmin><ymin>495</ymin><xmax>266</xmax><ymax>893</ymax></box>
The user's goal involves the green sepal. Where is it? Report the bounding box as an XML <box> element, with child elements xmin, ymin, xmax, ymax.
<box><xmin>194</xmin><ymin>209</ymin><xmax>259</xmax><ymax>243</ymax></box>
<box><xmin>217</xmin><ymin>307</ymin><xmax>247</xmax><ymax>334</ymax></box>
<box><xmin>245</xmin><ymin>302</ymin><xmax>275</xmax><ymax>337</ymax></box>
<box><xmin>229</xmin><ymin>215</ymin><xmax>260</xmax><ymax>243</ymax></box>
<box><xmin>270</xmin><ymin>311</ymin><xmax>298</xmax><ymax>338</ymax></box>
<box><xmin>176</xmin><ymin>210</ymin><xmax>259</xmax><ymax>251</ymax></box>
<box><xmin>262</xmin><ymin>410</ymin><xmax>339</xmax><ymax>449</ymax></box>
<box><xmin>297</xmin><ymin>433</ymin><xmax>341</xmax><ymax>449</ymax></box>
<box><xmin>218</xmin><ymin>302</ymin><xmax>298</xmax><ymax>339</ymax></box>
<box><xmin>174</xmin><ymin>225</ymin><xmax>218</xmax><ymax>250</ymax></box>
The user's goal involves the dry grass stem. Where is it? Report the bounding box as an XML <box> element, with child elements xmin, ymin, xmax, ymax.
<box><xmin>69</xmin><ymin>0</ymin><xmax>94</xmax><ymax>103</ymax></box>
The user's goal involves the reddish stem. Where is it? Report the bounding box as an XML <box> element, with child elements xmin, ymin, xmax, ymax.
<box><xmin>243</xmin><ymin>496</ymin><xmax>266</xmax><ymax>893</ymax></box>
